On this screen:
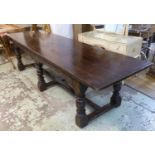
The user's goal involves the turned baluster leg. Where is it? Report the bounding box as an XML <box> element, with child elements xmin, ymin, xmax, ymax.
<box><xmin>36</xmin><ymin>62</ymin><xmax>46</xmax><ymax>91</ymax></box>
<box><xmin>110</xmin><ymin>81</ymin><xmax>122</xmax><ymax>107</ymax></box>
<box><xmin>14</xmin><ymin>47</ymin><xmax>25</xmax><ymax>71</ymax></box>
<box><xmin>73</xmin><ymin>81</ymin><xmax>88</xmax><ymax>128</ymax></box>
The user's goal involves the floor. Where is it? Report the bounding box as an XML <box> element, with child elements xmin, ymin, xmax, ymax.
<box><xmin>0</xmin><ymin>53</ymin><xmax>155</xmax><ymax>130</ymax></box>
<box><xmin>126</xmin><ymin>70</ymin><xmax>155</xmax><ymax>99</ymax></box>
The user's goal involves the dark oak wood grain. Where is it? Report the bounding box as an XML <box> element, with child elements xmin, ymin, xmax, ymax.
<box><xmin>7</xmin><ymin>31</ymin><xmax>152</xmax><ymax>90</ymax></box>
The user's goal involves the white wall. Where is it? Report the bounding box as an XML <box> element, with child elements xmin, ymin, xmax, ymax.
<box><xmin>50</xmin><ymin>24</ymin><xmax>73</xmax><ymax>39</ymax></box>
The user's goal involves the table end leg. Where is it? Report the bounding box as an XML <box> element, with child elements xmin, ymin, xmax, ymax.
<box><xmin>15</xmin><ymin>47</ymin><xmax>25</xmax><ymax>71</ymax></box>
<box><xmin>36</xmin><ymin>62</ymin><xmax>47</xmax><ymax>91</ymax></box>
<box><xmin>76</xmin><ymin>96</ymin><xmax>88</xmax><ymax>128</ymax></box>
<box><xmin>73</xmin><ymin>81</ymin><xmax>88</xmax><ymax>128</ymax></box>
<box><xmin>110</xmin><ymin>81</ymin><xmax>122</xmax><ymax>107</ymax></box>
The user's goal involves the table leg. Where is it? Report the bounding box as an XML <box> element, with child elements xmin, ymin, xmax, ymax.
<box><xmin>73</xmin><ymin>81</ymin><xmax>88</xmax><ymax>128</ymax></box>
<box><xmin>14</xmin><ymin>47</ymin><xmax>25</xmax><ymax>71</ymax></box>
<box><xmin>110</xmin><ymin>81</ymin><xmax>122</xmax><ymax>107</ymax></box>
<box><xmin>36</xmin><ymin>62</ymin><xmax>47</xmax><ymax>91</ymax></box>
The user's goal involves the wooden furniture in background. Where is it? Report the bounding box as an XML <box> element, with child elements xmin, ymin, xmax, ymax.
<box><xmin>32</xmin><ymin>24</ymin><xmax>51</xmax><ymax>32</ymax></box>
<box><xmin>0</xmin><ymin>24</ymin><xmax>51</xmax><ymax>68</ymax></box>
<box><xmin>7</xmin><ymin>30</ymin><xmax>152</xmax><ymax>128</ymax></box>
<box><xmin>0</xmin><ymin>35</ymin><xmax>15</xmax><ymax>68</ymax></box>
<box><xmin>31</xmin><ymin>24</ymin><xmax>38</xmax><ymax>31</ymax></box>
<box><xmin>73</xmin><ymin>24</ymin><xmax>96</xmax><ymax>40</ymax></box>
<box><xmin>42</xmin><ymin>24</ymin><xmax>52</xmax><ymax>33</ymax></box>
<box><xmin>129</xmin><ymin>24</ymin><xmax>153</xmax><ymax>41</ymax></box>
<box><xmin>0</xmin><ymin>24</ymin><xmax>31</xmax><ymax>68</ymax></box>
<box><xmin>73</xmin><ymin>24</ymin><xmax>129</xmax><ymax>40</ymax></box>
<box><xmin>78</xmin><ymin>30</ymin><xmax>142</xmax><ymax>58</ymax></box>
<box><xmin>128</xmin><ymin>24</ymin><xmax>155</xmax><ymax>78</ymax></box>
<box><xmin>0</xmin><ymin>24</ymin><xmax>20</xmax><ymax>33</ymax></box>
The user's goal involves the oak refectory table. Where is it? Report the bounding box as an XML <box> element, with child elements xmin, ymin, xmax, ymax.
<box><xmin>7</xmin><ymin>31</ymin><xmax>152</xmax><ymax>128</ymax></box>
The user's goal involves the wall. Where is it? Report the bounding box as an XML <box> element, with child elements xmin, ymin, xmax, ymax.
<box><xmin>50</xmin><ymin>24</ymin><xmax>73</xmax><ymax>39</ymax></box>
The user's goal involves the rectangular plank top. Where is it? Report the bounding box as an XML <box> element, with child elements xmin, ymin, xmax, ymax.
<box><xmin>7</xmin><ymin>31</ymin><xmax>152</xmax><ymax>90</ymax></box>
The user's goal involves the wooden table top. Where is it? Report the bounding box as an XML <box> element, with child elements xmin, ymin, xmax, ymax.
<box><xmin>7</xmin><ymin>31</ymin><xmax>152</xmax><ymax>90</ymax></box>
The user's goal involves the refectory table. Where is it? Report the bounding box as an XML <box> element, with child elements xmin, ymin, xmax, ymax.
<box><xmin>7</xmin><ymin>31</ymin><xmax>152</xmax><ymax>128</ymax></box>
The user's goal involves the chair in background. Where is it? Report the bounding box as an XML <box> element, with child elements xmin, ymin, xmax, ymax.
<box><xmin>0</xmin><ymin>24</ymin><xmax>51</xmax><ymax>69</ymax></box>
<box><xmin>0</xmin><ymin>35</ymin><xmax>16</xmax><ymax>68</ymax></box>
<box><xmin>31</xmin><ymin>24</ymin><xmax>52</xmax><ymax>33</ymax></box>
<box><xmin>128</xmin><ymin>24</ymin><xmax>154</xmax><ymax>60</ymax></box>
<box><xmin>0</xmin><ymin>25</ymin><xmax>31</xmax><ymax>69</ymax></box>
<box><xmin>128</xmin><ymin>24</ymin><xmax>155</xmax><ymax>78</ymax></box>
